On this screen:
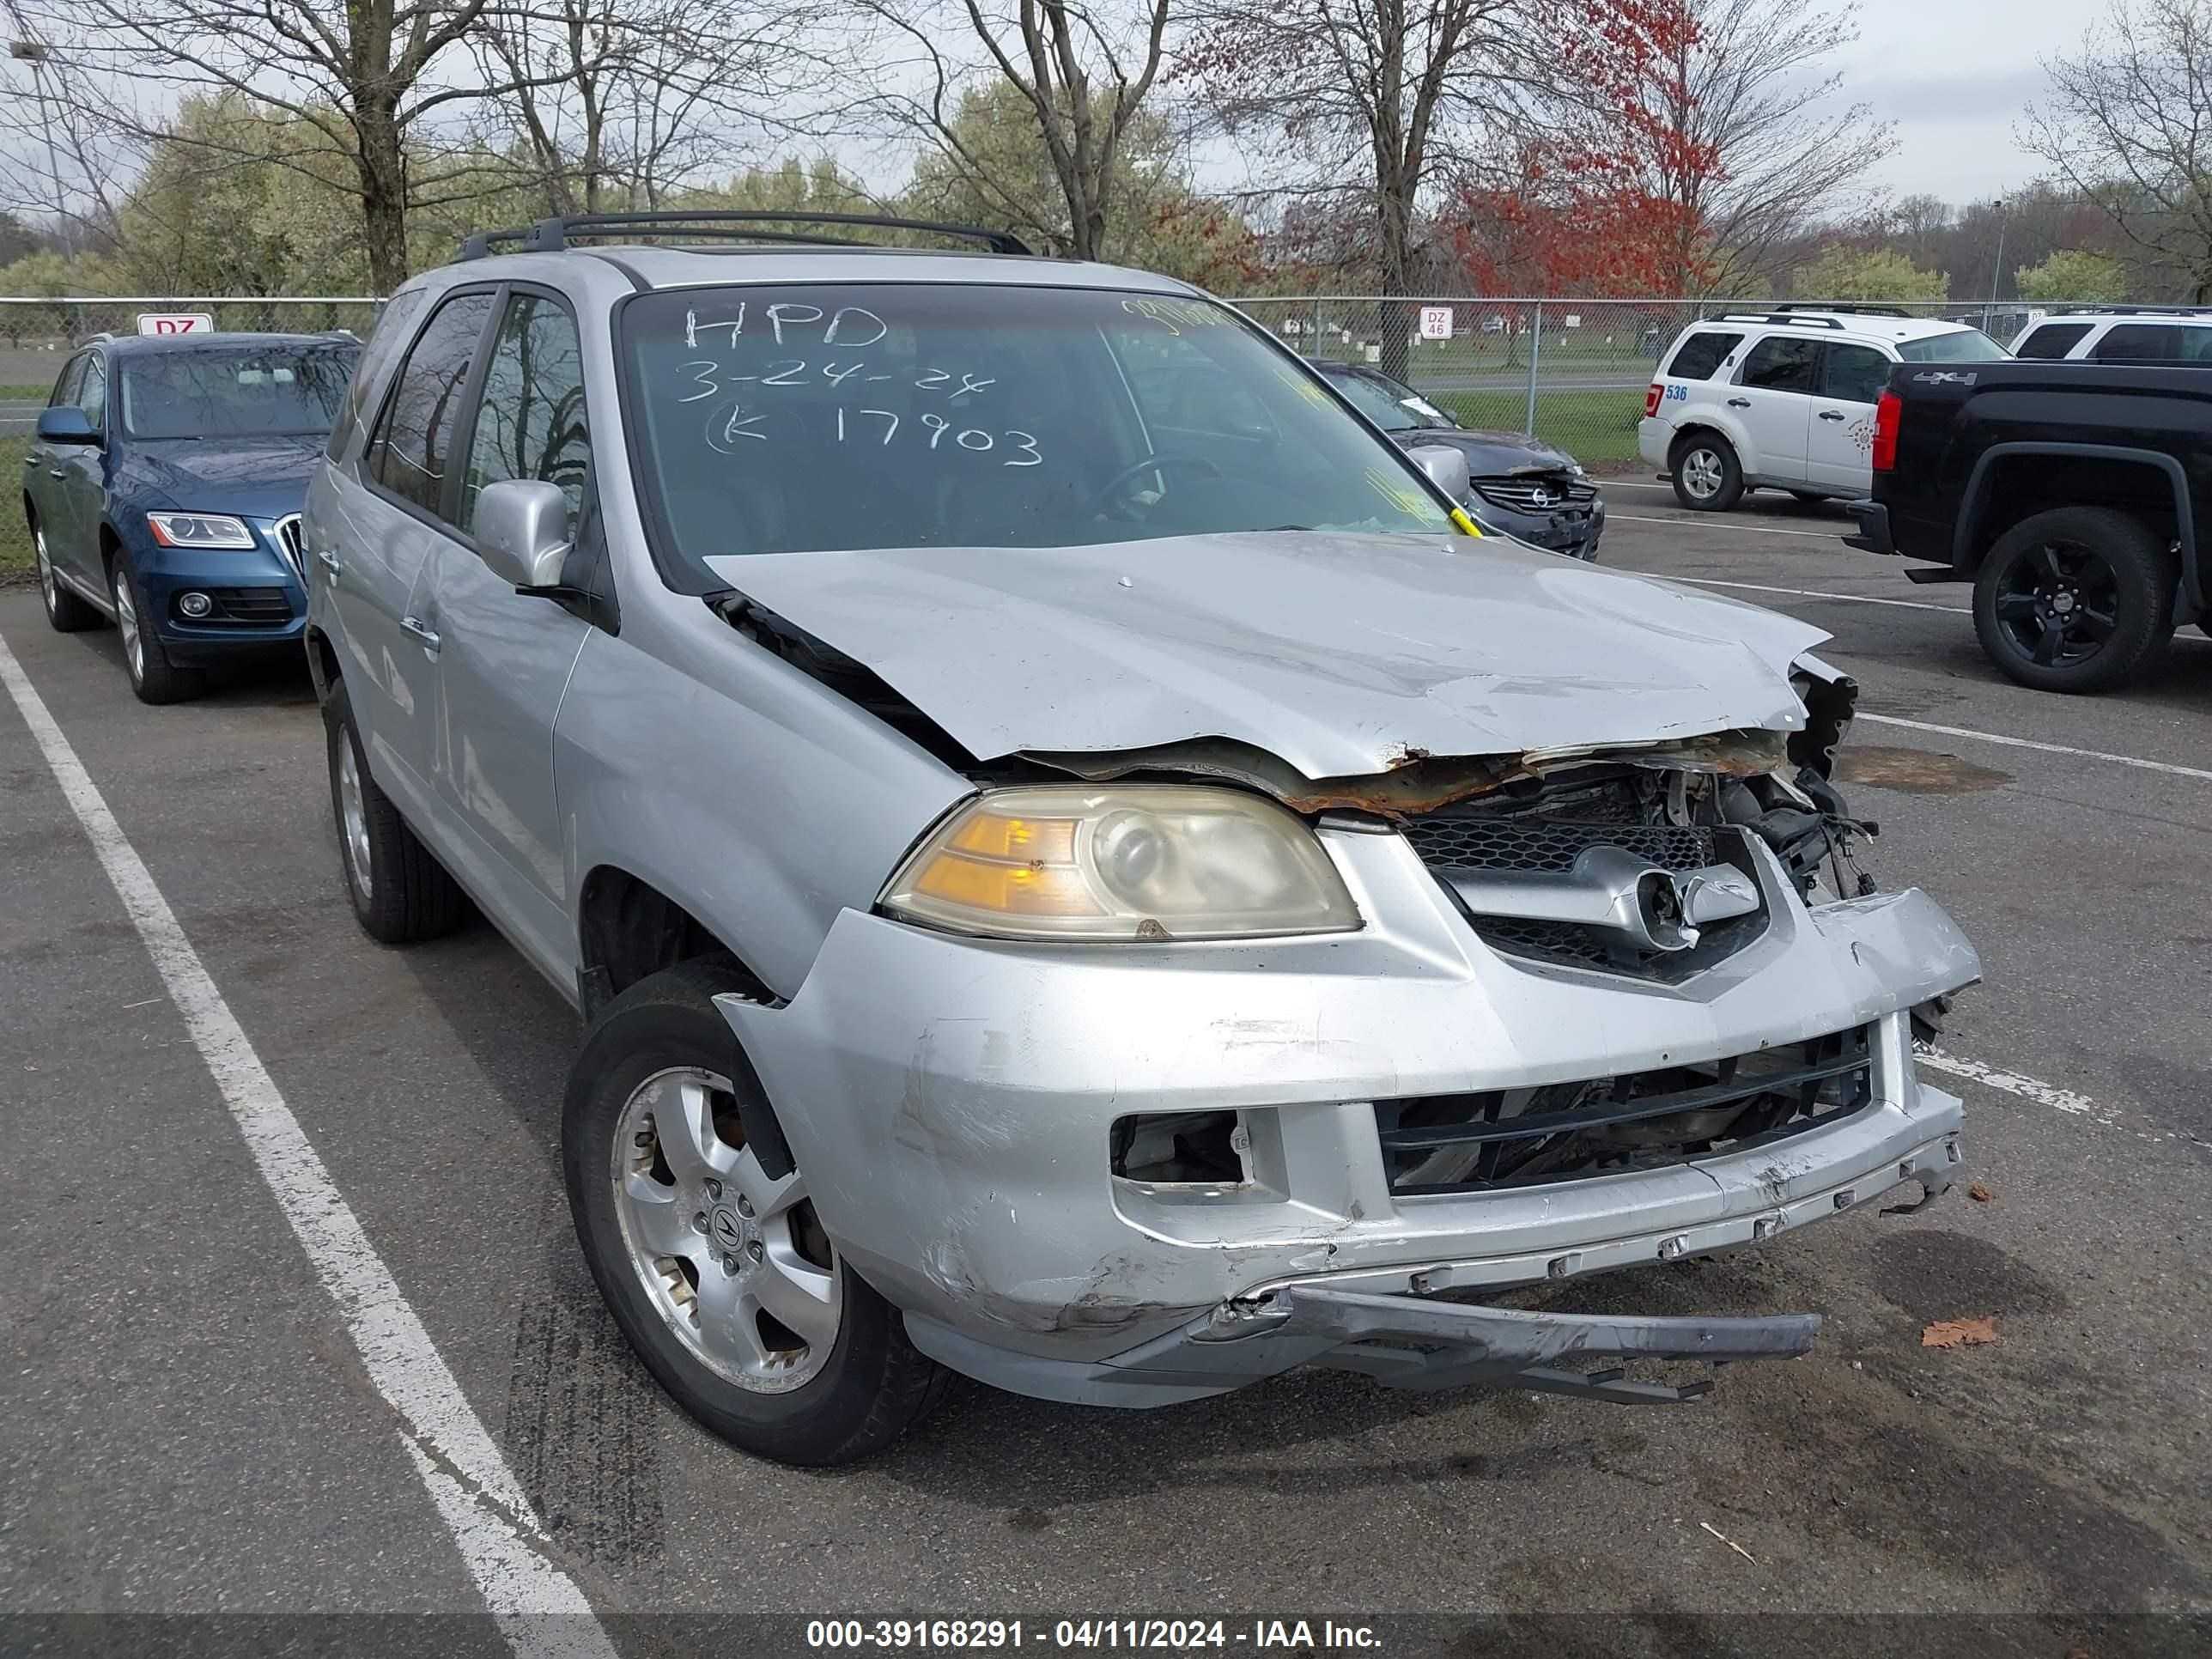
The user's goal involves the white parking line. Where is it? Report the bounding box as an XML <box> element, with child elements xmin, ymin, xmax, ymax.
<box><xmin>0</xmin><ymin>634</ymin><xmax>616</xmax><ymax>1659</ymax></box>
<box><xmin>1612</xmin><ymin>512</ymin><xmax>1840</xmax><ymax>538</ymax></box>
<box><xmin>1914</xmin><ymin>1044</ymin><xmax>2115</xmax><ymax>1127</ymax></box>
<box><xmin>1856</xmin><ymin>712</ymin><xmax>2212</xmax><ymax>783</ymax></box>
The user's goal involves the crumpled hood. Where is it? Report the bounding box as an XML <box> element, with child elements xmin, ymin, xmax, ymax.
<box><xmin>115</xmin><ymin>435</ymin><xmax>323</xmax><ymax>520</ymax></box>
<box><xmin>705</xmin><ymin>531</ymin><xmax>1829</xmax><ymax>781</ymax></box>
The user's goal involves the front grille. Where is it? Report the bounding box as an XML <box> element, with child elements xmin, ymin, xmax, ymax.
<box><xmin>1471</xmin><ymin>475</ymin><xmax>1598</xmax><ymax>515</ymax></box>
<box><xmin>1403</xmin><ymin>815</ymin><xmax>1716</xmax><ymax>876</ymax></box>
<box><xmin>1374</xmin><ymin>1025</ymin><xmax>1875</xmax><ymax>1194</ymax></box>
<box><xmin>184</xmin><ymin>587</ymin><xmax>294</xmax><ymax>625</ymax></box>
<box><xmin>274</xmin><ymin>514</ymin><xmax>305</xmax><ymax>580</ymax></box>
<box><xmin>1401</xmin><ymin>782</ymin><xmax>1763</xmax><ymax>981</ymax></box>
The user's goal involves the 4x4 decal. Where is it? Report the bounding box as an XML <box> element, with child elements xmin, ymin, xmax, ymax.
<box><xmin>1911</xmin><ymin>370</ymin><xmax>1979</xmax><ymax>386</ymax></box>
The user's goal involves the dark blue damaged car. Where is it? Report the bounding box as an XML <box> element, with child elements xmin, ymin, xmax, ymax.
<box><xmin>21</xmin><ymin>331</ymin><xmax>360</xmax><ymax>702</ymax></box>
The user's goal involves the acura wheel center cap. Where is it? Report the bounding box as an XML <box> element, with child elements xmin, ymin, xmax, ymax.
<box><xmin>708</xmin><ymin>1205</ymin><xmax>757</xmax><ymax>1254</ymax></box>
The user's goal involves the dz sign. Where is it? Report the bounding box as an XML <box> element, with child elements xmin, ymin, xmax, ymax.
<box><xmin>137</xmin><ymin>313</ymin><xmax>215</xmax><ymax>335</ymax></box>
<box><xmin>1418</xmin><ymin>306</ymin><xmax>1453</xmax><ymax>341</ymax></box>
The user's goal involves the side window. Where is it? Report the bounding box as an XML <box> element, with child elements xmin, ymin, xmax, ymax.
<box><xmin>2182</xmin><ymin>327</ymin><xmax>2212</xmax><ymax>362</ymax></box>
<box><xmin>2015</xmin><ymin>322</ymin><xmax>2093</xmax><ymax>361</ymax></box>
<box><xmin>330</xmin><ymin>288</ymin><xmax>429</xmax><ymax>462</ymax></box>
<box><xmin>76</xmin><ymin>356</ymin><xmax>107</xmax><ymax>433</ymax></box>
<box><xmin>1663</xmin><ymin>331</ymin><xmax>1743</xmax><ymax>380</ymax></box>
<box><xmin>367</xmin><ymin>291</ymin><xmax>494</xmax><ymax>520</ymax></box>
<box><xmin>457</xmin><ymin>293</ymin><xmax>592</xmax><ymax>536</ymax></box>
<box><xmin>48</xmin><ymin>356</ymin><xmax>85</xmax><ymax>408</ymax></box>
<box><xmin>1820</xmin><ymin>343</ymin><xmax>1891</xmax><ymax>405</ymax></box>
<box><xmin>1738</xmin><ymin>336</ymin><xmax>1821</xmax><ymax>392</ymax></box>
<box><xmin>2091</xmin><ymin>324</ymin><xmax>2183</xmax><ymax>362</ymax></box>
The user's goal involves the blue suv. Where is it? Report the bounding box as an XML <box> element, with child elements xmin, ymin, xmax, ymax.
<box><xmin>22</xmin><ymin>331</ymin><xmax>360</xmax><ymax>702</ymax></box>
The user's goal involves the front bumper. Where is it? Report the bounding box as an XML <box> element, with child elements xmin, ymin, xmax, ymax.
<box><xmin>129</xmin><ymin>522</ymin><xmax>307</xmax><ymax>659</ymax></box>
<box><xmin>723</xmin><ymin>828</ymin><xmax>1979</xmax><ymax>1405</ymax></box>
<box><xmin>1468</xmin><ymin>493</ymin><xmax>1607</xmax><ymax>562</ymax></box>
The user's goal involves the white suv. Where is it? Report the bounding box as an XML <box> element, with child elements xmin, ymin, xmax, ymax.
<box><xmin>1639</xmin><ymin>308</ymin><xmax>2008</xmax><ymax>512</ymax></box>
<box><xmin>2010</xmin><ymin>307</ymin><xmax>2212</xmax><ymax>364</ymax></box>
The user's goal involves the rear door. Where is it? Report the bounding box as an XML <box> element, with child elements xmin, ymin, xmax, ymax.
<box><xmin>415</xmin><ymin>286</ymin><xmax>594</xmax><ymax>980</ymax></box>
<box><xmin>55</xmin><ymin>353</ymin><xmax>110</xmax><ymax>588</ymax></box>
<box><xmin>336</xmin><ymin>287</ymin><xmax>497</xmax><ymax>830</ymax></box>
<box><xmin>1729</xmin><ymin>335</ymin><xmax>1820</xmax><ymax>484</ymax></box>
<box><xmin>22</xmin><ymin>356</ymin><xmax>86</xmax><ymax>577</ymax></box>
<box><xmin>1804</xmin><ymin>339</ymin><xmax>1891</xmax><ymax>493</ymax></box>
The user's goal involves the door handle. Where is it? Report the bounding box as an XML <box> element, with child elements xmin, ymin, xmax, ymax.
<box><xmin>47</xmin><ymin>468</ymin><xmax>67</xmax><ymax>479</ymax></box>
<box><xmin>1726</xmin><ymin>398</ymin><xmax>1751</xmax><ymax>408</ymax></box>
<box><xmin>316</xmin><ymin>549</ymin><xmax>343</xmax><ymax>582</ymax></box>
<box><xmin>1818</xmin><ymin>410</ymin><xmax>1847</xmax><ymax>422</ymax></box>
<box><xmin>400</xmin><ymin>615</ymin><xmax>441</xmax><ymax>654</ymax></box>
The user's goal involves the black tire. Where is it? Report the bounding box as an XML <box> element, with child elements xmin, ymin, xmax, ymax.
<box><xmin>111</xmin><ymin>551</ymin><xmax>205</xmax><ymax>704</ymax></box>
<box><xmin>1669</xmin><ymin>433</ymin><xmax>1744</xmax><ymax>512</ymax></box>
<box><xmin>564</xmin><ymin>959</ymin><xmax>952</xmax><ymax>1467</ymax></box>
<box><xmin>1972</xmin><ymin>507</ymin><xmax>2176</xmax><ymax>694</ymax></box>
<box><xmin>32</xmin><ymin>518</ymin><xmax>100</xmax><ymax>632</ymax></box>
<box><xmin>324</xmin><ymin>678</ymin><xmax>466</xmax><ymax>942</ymax></box>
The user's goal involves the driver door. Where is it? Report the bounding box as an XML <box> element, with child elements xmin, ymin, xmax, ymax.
<box><xmin>1804</xmin><ymin>341</ymin><xmax>1889</xmax><ymax>494</ymax></box>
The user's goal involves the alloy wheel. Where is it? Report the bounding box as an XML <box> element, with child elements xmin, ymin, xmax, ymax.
<box><xmin>113</xmin><ymin>568</ymin><xmax>143</xmax><ymax>682</ymax></box>
<box><xmin>33</xmin><ymin>526</ymin><xmax>57</xmax><ymax>616</ymax></box>
<box><xmin>1680</xmin><ymin>448</ymin><xmax>1723</xmax><ymax>500</ymax></box>
<box><xmin>337</xmin><ymin>738</ymin><xmax>374</xmax><ymax>902</ymax></box>
<box><xmin>611</xmin><ymin>1066</ymin><xmax>842</xmax><ymax>1393</ymax></box>
<box><xmin>1990</xmin><ymin>538</ymin><xmax>2119</xmax><ymax>668</ymax></box>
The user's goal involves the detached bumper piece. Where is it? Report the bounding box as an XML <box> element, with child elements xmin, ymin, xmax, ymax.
<box><xmin>1227</xmin><ymin>1285</ymin><xmax>1821</xmax><ymax>1405</ymax></box>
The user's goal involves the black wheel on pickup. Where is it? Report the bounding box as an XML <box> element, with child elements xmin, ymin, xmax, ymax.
<box><xmin>1972</xmin><ymin>507</ymin><xmax>2177</xmax><ymax>693</ymax></box>
<box><xmin>564</xmin><ymin>959</ymin><xmax>952</xmax><ymax>1467</ymax></box>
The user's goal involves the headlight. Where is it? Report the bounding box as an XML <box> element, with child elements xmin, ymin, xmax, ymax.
<box><xmin>882</xmin><ymin>785</ymin><xmax>1360</xmax><ymax>941</ymax></box>
<box><xmin>146</xmin><ymin>513</ymin><xmax>257</xmax><ymax>550</ymax></box>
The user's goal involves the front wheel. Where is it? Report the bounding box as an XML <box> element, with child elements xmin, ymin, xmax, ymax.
<box><xmin>564</xmin><ymin>960</ymin><xmax>951</xmax><ymax>1467</ymax></box>
<box><xmin>112</xmin><ymin>553</ymin><xmax>204</xmax><ymax>704</ymax></box>
<box><xmin>1972</xmin><ymin>507</ymin><xmax>2176</xmax><ymax>693</ymax></box>
<box><xmin>1669</xmin><ymin>434</ymin><xmax>1743</xmax><ymax>512</ymax></box>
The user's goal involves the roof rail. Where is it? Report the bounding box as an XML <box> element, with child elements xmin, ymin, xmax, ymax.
<box><xmin>2045</xmin><ymin>303</ymin><xmax>2212</xmax><ymax>318</ymax></box>
<box><xmin>1717</xmin><ymin>312</ymin><xmax>1846</xmax><ymax>329</ymax></box>
<box><xmin>1771</xmin><ymin>301</ymin><xmax>1912</xmax><ymax>318</ymax></box>
<box><xmin>457</xmin><ymin>210</ymin><xmax>1031</xmax><ymax>261</ymax></box>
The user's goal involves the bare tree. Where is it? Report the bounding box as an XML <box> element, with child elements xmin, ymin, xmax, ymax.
<box><xmin>11</xmin><ymin>0</ymin><xmax>603</xmax><ymax>291</ymax></box>
<box><xmin>2022</xmin><ymin>0</ymin><xmax>2212</xmax><ymax>301</ymax></box>
<box><xmin>471</xmin><ymin>0</ymin><xmax>836</xmax><ymax>216</ymax></box>
<box><xmin>858</xmin><ymin>0</ymin><xmax>1175</xmax><ymax>260</ymax></box>
<box><xmin>1632</xmin><ymin>0</ymin><xmax>1894</xmax><ymax>295</ymax></box>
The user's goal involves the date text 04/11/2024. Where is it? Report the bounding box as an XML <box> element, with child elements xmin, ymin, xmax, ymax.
<box><xmin>803</xmin><ymin>1620</ymin><xmax>1383</xmax><ymax>1650</ymax></box>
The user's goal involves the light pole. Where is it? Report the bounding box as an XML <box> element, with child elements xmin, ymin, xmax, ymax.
<box><xmin>8</xmin><ymin>39</ymin><xmax>70</xmax><ymax>260</ymax></box>
<box><xmin>1986</xmin><ymin>198</ymin><xmax>2008</xmax><ymax>335</ymax></box>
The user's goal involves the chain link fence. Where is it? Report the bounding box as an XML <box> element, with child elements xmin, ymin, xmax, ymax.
<box><xmin>3</xmin><ymin>289</ymin><xmax>2056</xmax><ymax>472</ymax></box>
<box><xmin>1231</xmin><ymin>295</ymin><xmax>2039</xmax><ymax>471</ymax></box>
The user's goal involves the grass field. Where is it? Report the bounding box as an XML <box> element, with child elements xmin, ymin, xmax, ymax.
<box><xmin>1</xmin><ymin>384</ymin><xmax>45</xmax><ymax>399</ymax></box>
<box><xmin>1431</xmin><ymin>386</ymin><xmax>1645</xmax><ymax>467</ymax></box>
<box><xmin>2</xmin><ymin>435</ymin><xmax>33</xmax><ymax>583</ymax></box>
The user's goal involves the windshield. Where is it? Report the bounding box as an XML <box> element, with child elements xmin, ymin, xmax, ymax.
<box><xmin>621</xmin><ymin>284</ymin><xmax>1454</xmax><ymax>584</ymax></box>
<box><xmin>1320</xmin><ymin>367</ymin><xmax>1454</xmax><ymax>432</ymax></box>
<box><xmin>121</xmin><ymin>343</ymin><xmax>359</xmax><ymax>440</ymax></box>
<box><xmin>1897</xmin><ymin>329</ymin><xmax>2008</xmax><ymax>363</ymax></box>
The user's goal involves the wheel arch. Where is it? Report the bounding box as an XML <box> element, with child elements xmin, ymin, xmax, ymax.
<box><xmin>303</xmin><ymin>624</ymin><xmax>341</xmax><ymax>705</ymax></box>
<box><xmin>1955</xmin><ymin>443</ymin><xmax>2201</xmax><ymax>617</ymax></box>
<box><xmin>576</xmin><ymin>864</ymin><xmax>777</xmax><ymax>1018</ymax></box>
<box><xmin>1669</xmin><ymin>417</ymin><xmax>1753</xmax><ymax>474</ymax></box>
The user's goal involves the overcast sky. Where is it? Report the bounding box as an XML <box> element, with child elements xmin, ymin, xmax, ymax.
<box><xmin>1843</xmin><ymin>0</ymin><xmax>2086</xmax><ymax>203</ymax></box>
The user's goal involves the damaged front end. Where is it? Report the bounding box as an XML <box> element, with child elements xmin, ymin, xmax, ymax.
<box><xmin>707</xmin><ymin>547</ymin><xmax>1978</xmax><ymax>1411</ymax></box>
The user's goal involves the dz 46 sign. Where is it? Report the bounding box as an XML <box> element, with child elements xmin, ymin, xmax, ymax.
<box><xmin>1418</xmin><ymin>306</ymin><xmax>1453</xmax><ymax>341</ymax></box>
<box><xmin>137</xmin><ymin>313</ymin><xmax>214</xmax><ymax>335</ymax></box>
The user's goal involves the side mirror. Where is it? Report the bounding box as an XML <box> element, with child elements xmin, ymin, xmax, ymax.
<box><xmin>1408</xmin><ymin>443</ymin><xmax>1471</xmax><ymax>502</ymax></box>
<box><xmin>36</xmin><ymin>406</ymin><xmax>98</xmax><ymax>445</ymax></box>
<box><xmin>475</xmin><ymin>478</ymin><xmax>571</xmax><ymax>589</ymax></box>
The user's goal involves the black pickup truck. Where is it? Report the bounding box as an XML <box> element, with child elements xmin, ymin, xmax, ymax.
<box><xmin>1845</xmin><ymin>362</ymin><xmax>2209</xmax><ymax>692</ymax></box>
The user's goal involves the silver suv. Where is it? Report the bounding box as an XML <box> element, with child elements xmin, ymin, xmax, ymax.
<box><xmin>306</xmin><ymin>213</ymin><xmax>1981</xmax><ymax>1466</ymax></box>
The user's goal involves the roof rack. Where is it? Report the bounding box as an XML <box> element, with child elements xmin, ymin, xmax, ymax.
<box><xmin>1771</xmin><ymin>301</ymin><xmax>1912</xmax><ymax>318</ymax></box>
<box><xmin>457</xmin><ymin>210</ymin><xmax>1031</xmax><ymax>261</ymax></box>
<box><xmin>1717</xmin><ymin>312</ymin><xmax>1846</xmax><ymax>329</ymax></box>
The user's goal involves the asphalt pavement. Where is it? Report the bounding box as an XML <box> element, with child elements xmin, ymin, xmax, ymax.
<box><xmin>1</xmin><ymin>491</ymin><xmax>2207</xmax><ymax>1656</ymax></box>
